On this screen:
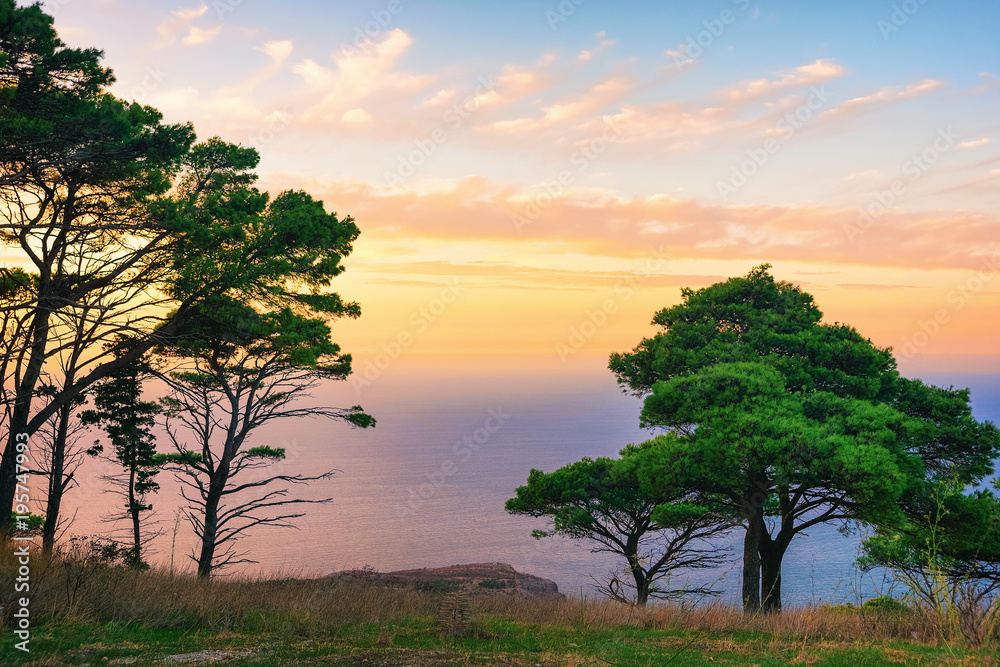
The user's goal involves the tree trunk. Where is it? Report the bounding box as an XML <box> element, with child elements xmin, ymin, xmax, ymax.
<box><xmin>128</xmin><ymin>463</ymin><xmax>141</xmax><ymax>567</ymax></box>
<box><xmin>41</xmin><ymin>402</ymin><xmax>72</xmax><ymax>555</ymax></box>
<box><xmin>0</xmin><ymin>307</ymin><xmax>53</xmax><ymax>538</ymax></box>
<box><xmin>197</xmin><ymin>493</ymin><xmax>219</xmax><ymax>577</ymax></box>
<box><xmin>742</xmin><ymin>510</ymin><xmax>763</xmax><ymax>613</ymax></box>
<box><xmin>197</xmin><ymin>467</ymin><xmax>227</xmax><ymax>578</ymax></box>
<box><xmin>760</xmin><ymin>511</ymin><xmax>794</xmax><ymax>613</ymax></box>
<box><xmin>628</xmin><ymin>555</ymin><xmax>650</xmax><ymax>606</ymax></box>
<box><xmin>760</xmin><ymin>539</ymin><xmax>784</xmax><ymax>613</ymax></box>
<box><xmin>741</xmin><ymin>475</ymin><xmax>768</xmax><ymax>614</ymax></box>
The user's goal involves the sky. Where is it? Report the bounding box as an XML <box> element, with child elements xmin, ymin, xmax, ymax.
<box><xmin>30</xmin><ymin>0</ymin><xmax>1000</xmax><ymax>380</ymax></box>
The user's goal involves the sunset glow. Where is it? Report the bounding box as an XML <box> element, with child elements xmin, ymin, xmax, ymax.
<box><xmin>39</xmin><ymin>0</ymin><xmax>1000</xmax><ymax>372</ymax></box>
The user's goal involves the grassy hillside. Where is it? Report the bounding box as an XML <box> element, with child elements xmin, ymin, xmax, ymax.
<box><xmin>0</xmin><ymin>546</ymin><xmax>997</xmax><ymax>665</ymax></box>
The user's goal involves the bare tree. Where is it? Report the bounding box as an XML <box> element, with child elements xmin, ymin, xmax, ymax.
<box><xmin>32</xmin><ymin>385</ymin><xmax>89</xmax><ymax>555</ymax></box>
<box><xmin>160</xmin><ymin>335</ymin><xmax>373</xmax><ymax>577</ymax></box>
<box><xmin>507</xmin><ymin>438</ymin><xmax>734</xmax><ymax>606</ymax></box>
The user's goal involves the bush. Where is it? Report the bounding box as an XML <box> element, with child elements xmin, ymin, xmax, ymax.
<box><xmin>861</xmin><ymin>596</ymin><xmax>910</xmax><ymax>614</ymax></box>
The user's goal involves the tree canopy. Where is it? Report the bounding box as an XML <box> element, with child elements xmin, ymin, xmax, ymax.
<box><xmin>610</xmin><ymin>265</ymin><xmax>1000</xmax><ymax>612</ymax></box>
<box><xmin>0</xmin><ymin>0</ymin><xmax>374</xmax><ymax>558</ymax></box>
<box><xmin>0</xmin><ymin>0</ymin><xmax>378</xmax><ymax>537</ymax></box>
<box><xmin>507</xmin><ymin>434</ymin><xmax>733</xmax><ymax>605</ymax></box>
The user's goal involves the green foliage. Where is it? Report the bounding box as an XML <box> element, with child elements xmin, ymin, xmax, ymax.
<box><xmin>0</xmin><ymin>0</ymin><xmax>194</xmax><ymax>536</ymax></box>
<box><xmin>245</xmin><ymin>446</ymin><xmax>286</xmax><ymax>460</ymax></box>
<box><xmin>862</xmin><ymin>596</ymin><xmax>911</xmax><ymax>614</ymax></box>
<box><xmin>9</xmin><ymin>511</ymin><xmax>44</xmax><ymax>533</ymax></box>
<box><xmin>158</xmin><ymin>451</ymin><xmax>203</xmax><ymax>466</ymax></box>
<box><xmin>0</xmin><ymin>0</ymin><xmax>374</xmax><ymax>548</ymax></box>
<box><xmin>78</xmin><ymin>346</ymin><xmax>163</xmax><ymax>568</ymax></box>
<box><xmin>426</xmin><ymin>579</ymin><xmax>460</xmax><ymax>594</ymax></box>
<box><xmin>610</xmin><ymin>264</ymin><xmax>896</xmax><ymax>401</ymax></box>
<box><xmin>507</xmin><ymin>434</ymin><xmax>732</xmax><ymax>604</ymax></box>
<box><xmin>610</xmin><ymin>265</ymin><xmax>1000</xmax><ymax>612</ymax></box>
<box><xmin>0</xmin><ymin>0</ymin><xmax>187</xmax><ymax>185</ymax></box>
<box><xmin>345</xmin><ymin>407</ymin><xmax>377</xmax><ymax>428</ymax></box>
<box><xmin>61</xmin><ymin>535</ymin><xmax>139</xmax><ymax>569</ymax></box>
<box><xmin>0</xmin><ymin>266</ymin><xmax>31</xmax><ymax>299</ymax></box>
<box><xmin>859</xmin><ymin>481</ymin><xmax>1000</xmax><ymax>603</ymax></box>
<box><xmin>159</xmin><ymin>140</ymin><xmax>363</xmax><ymax>338</ymax></box>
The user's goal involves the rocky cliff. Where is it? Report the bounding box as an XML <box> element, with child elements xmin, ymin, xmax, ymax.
<box><xmin>331</xmin><ymin>562</ymin><xmax>562</xmax><ymax>599</ymax></box>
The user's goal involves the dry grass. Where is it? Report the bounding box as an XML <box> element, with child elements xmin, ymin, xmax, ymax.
<box><xmin>1</xmin><ymin>541</ymin><xmax>993</xmax><ymax>654</ymax></box>
<box><xmin>472</xmin><ymin>593</ymin><xmax>937</xmax><ymax>643</ymax></box>
<box><xmin>1</xmin><ymin>544</ymin><xmax>440</xmax><ymax>631</ymax></box>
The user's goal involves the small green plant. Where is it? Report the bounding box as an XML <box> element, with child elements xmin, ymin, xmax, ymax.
<box><xmin>428</xmin><ymin>579</ymin><xmax>460</xmax><ymax>594</ymax></box>
<box><xmin>9</xmin><ymin>511</ymin><xmax>44</xmax><ymax>534</ymax></box>
<box><xmin>477</xmin><ymin>578</ymin><xmax>508</xmax><ymax>589</ymax></box>
<box><xmin>860</xmin><ymin>480</ymin><xmax>1000</xmax><ymax>649</ymax></box>
<box><xmin>861</xmin><ymin>596</ymin><xmax>911</xmax><ymax>614</ymax></box>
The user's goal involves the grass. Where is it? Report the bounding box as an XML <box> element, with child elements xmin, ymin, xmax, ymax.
<box><xmin>0</xmin><ymin>548</ymin><xmax>997</xmax><ymax>665</ymax></box>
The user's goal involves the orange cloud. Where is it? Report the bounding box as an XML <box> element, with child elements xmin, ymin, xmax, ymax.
<box><xmin>263</xmin><ymin>175</ymin><xmax>1000</xmax><ymax>275</ymax></box>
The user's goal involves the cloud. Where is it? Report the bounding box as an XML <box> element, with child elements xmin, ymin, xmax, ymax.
<box><xmin>292</xmin><ymin>59</ymin><xmax>334</xmax><ymax>91</ymax></box>
<box><xmin>595</xmin><ymin>101</ymin><xmax>752</xmax><ymax>152</ymax></box>
<box><xmin>294</xmin><ymin>29</ymin><xmax>434</xmax><ymax>125</ymax></box>
<box><xmin>342</xmin><ymin>108</ymin><xmax>374</xmax><ymax>124</ymax></box>
<box><xmin>834</xmin><ymin>283</ymin><xmax>924</xmax><ymax>290</ymax></box>
<box><xmin>819</xmin><ymin>79</ymin><xmax>943</xmax><ymax>121</ymax></box>
<box><xmin>154</xmin><ymin>3</ymin><xmax>219</xmax><ymax>48</ymax></box>
<box><xmin>259</xmin><ymin>40</ymin><xmax>293</xmax><ymax>65</ymax></box>
<box><xmin>262</xmin><ymin>175</ymin><xmax>1000</xmax><ymax>275</ymax></box>
<box><xmin>959</xmin><ymin>138</ymin><xmax>991</xmax><ymax>149</ymax></box>
<box><xmin>578</xmin><ymin>30</ymin><xmax>616</xmax><ymax>62</ymax></box>
<box><xmin>464</xmin><ymin>58</ymin><xmax>846</xmax><ymax>156</ymax></box>
<box><xmin>844</xmin><ymin>169</ymin><xmax>882</xmax><ymax>182</ymax></box>
<box><xmin>172</xmin><ymin>4</ymin><xmax>207</xmax><ymax>21</ymax></box>
<box><xmin>420</xmin><ymin>89</ymin><xmax>457</xmax><ymax>108</ymax></box>
<box><xmin>354</xmin><ymin>260</ymin><xmax>722</xmax><ymax>290</ymax></box>
<box><xmin>970</xmin><ymin>71</ymin><xmax>1000</xmax><ymax>95</ymax></box>
<box><xmin>719</xmin><ymin>59</ymin><xmax>846</xmax><ymax>103</ymax></box>
<box><xmin>182</xmin><ymin>24</ymin><xmax>222</xmax><ymax>46</ymax></box>
<box><xmin>479</xmin><ymin>76</ymin><xmax>632</xmax><ymax>134</ymax></box>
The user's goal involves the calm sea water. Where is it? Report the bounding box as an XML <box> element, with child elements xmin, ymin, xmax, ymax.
<box><xmin>62</xmin><ymin>358</ymin><xmax>1000</xmax><ymax>607</ymax></box>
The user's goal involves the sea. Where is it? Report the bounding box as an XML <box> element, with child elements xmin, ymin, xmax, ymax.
<box><xmin>61</xmin><ymin>356</ymin><xmax>1000</xmax><ymax>607</ymax></box>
